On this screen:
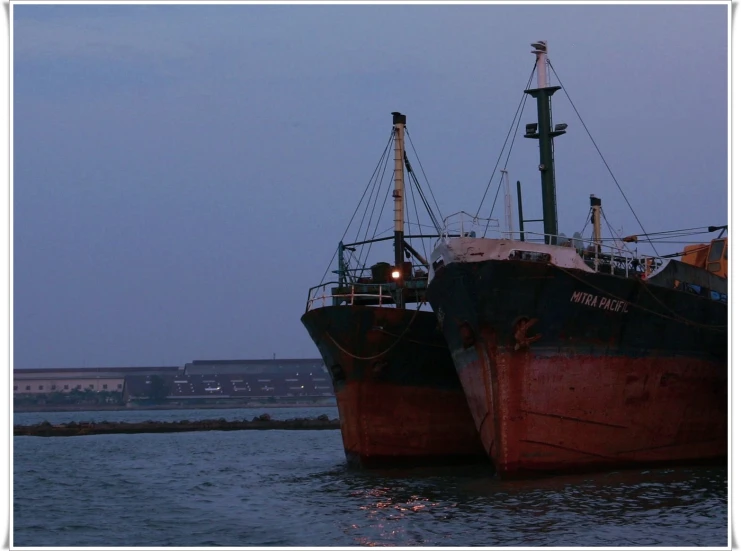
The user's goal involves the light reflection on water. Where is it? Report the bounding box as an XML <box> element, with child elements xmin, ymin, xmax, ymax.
<box><xmin>316</xmin><ymin>463</ymin><xmax>727</xmax><ymax>547</ymax></box>
<box><xmin>14</xmin><ymin>421</ymin><xmax>727</xmax><ymax>547</ymax></box>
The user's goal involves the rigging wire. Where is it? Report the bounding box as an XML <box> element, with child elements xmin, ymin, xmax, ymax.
<box><xmin>476</xmin><ymin>63</ymin><xmax>537</xmax><ymax>220</ymax></box>
<box><xmin>645</xmin><ymin>234</ymin><xmax>718</xmax><ymax>240</ymax></box>
<box><xmin>405</xmin><ymin>181</ymin><xmax>412</xmax><ymax>242</ymax></box>
<box><xmin>361</xmin><ymin>173</ymin><xmax>396</xmax><ymax>269</ymax></box>
<box><xmin>406</xmin><ymin>164</ymin><xmax>429</xmax><ymax>264</ymax></box>
<box><xmin>626</xmin><ymin>226</ymin><xmax>719</xmax><ymax>238</ymax></box>
<box><xmin>403</xmin><ymin>135</ymin><xmax>442</xmax><ymax>233</ymax></box>
<box><xmin>633</xmin><ymin>240</ymin><xmax>722</xmax><ymax>244</ymax></box>
<box><xmin>405</xmin><ymin>153</ymin><xmax>442</xmax><ymax>234</ymax></box>
<box><xmin>484</xmin><ymin>89</ymin><xmax>532</xmax><ymax>236</ymax></box>
<box><xmin>353</xmin><ymin>129</ymin><xmax>395</xmax><ymax>245</ymax></box>
<box><xmin>405</xmin><ymin>128</ymin><xmax>445</xmax><ymax>226</ymax></box>
<box><xmin>352</xmin><ymin>130</ymin><xmax>395</xmax><ymax>274</ymax></box>
<box><xmin>548</xmin><ymin>60</ymin><xmax>659</xmax><ymax>258</ymax></box>
<box><xmin>357</xmin><ymin>136</ymin><xmax>395</xmax><ymax>269</ymax></box>
<box><xmin>312</xmin><ymin>130</ymin><xmax>395</xmax><ymax>297</ymax></box>
<box><xmin>579</xmin><ymin>207</ymin><xmax>592</xmax><ymax>237</ymax></box>
<box><xmin>600</xmin><ymin>209</ymin><xmax>623</xmax><ymax>248</ymax></box>
<box><xmin>660</xmin><ymin>245</ymin><xmax>711</xmax><ymax>259</ymax></box>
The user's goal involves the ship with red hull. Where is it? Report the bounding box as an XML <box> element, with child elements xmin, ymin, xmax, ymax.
<box><xmin>302</xmin><ymin>304</ymin><xmax>485</xmax><ymax>467</ymax></box>
<box><xmin>427</xmin><ymin>243</ymin><xmax>727</xmax><ymax>477</ymax></box>
<box><xmin>301</xmin><ymin>112</ymin><xmax>485</xmax><ymax>468</ymax></box>
<box><xmin>426</xmin><ymin>41</ymin><xmax>728</xmax><ymax>478</ymax></box>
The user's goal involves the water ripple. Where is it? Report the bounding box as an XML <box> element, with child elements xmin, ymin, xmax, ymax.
<box><xmin>14</xmin><ymin>424</ymin><xmax>727</xmax><ymax>547</ymax></box>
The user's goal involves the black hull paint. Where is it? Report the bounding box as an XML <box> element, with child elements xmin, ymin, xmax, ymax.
<box><xmin>428</xmin><ymin>259</ymin><xmax>727</xmax><ymax>359</ymax></box>
<box><xmin>426</xmin><ymin>258</ymin><xmax>727</xmax><ymax>476</ymax></box>
<box><xmin>301</xmin><ymin>305</ymin><xmax>486</xmax><ymax>466</ymax></box>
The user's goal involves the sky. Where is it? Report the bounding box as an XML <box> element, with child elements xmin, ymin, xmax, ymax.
<box><xmin>12</xmin><ymin>2</ymin><xmax>728</xmax><ymax>368</ymax></box>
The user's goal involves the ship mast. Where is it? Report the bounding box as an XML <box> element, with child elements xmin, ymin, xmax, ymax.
<box><xmin>392</xmin><ymin>111</ymin><xmax>406</xmax><ymax>308</ymax></box>
<box><xmin>524</xmin><ymin>41</ymin><xmax>566</xmax><ymax>244</ymax></box>
<box><xmin>590</xmin><ymin>194</ymin><xmax>602</xmax><ymax>253</ymax></box>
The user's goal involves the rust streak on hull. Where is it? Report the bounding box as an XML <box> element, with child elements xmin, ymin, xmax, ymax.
<box><xmin>301</xmin><ymin>305</ymin><xmax>487</xmax><ymax>468</ymax></box>
<box><xmin>337</xmin><ymin>380</ymin><xmax>486</xmax><ymax>467</ymax></box>
<box><xmin>428</xmin><ymin>258</ymin><xmax>727</xmax><ymax>478</ymax></box>
<box><xmin>456</xmin><ymin>350</ymin><xmax>727</xmax><ymax>477</ymax></box>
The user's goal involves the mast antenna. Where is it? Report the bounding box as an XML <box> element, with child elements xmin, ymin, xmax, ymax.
<box><xmin>501</xmin><ymin>169</ymin><xmax>514</xmax><ymax>237</ymax></box>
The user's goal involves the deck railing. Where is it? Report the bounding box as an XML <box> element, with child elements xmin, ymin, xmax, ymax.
<box><xmin>437</xmin><ymin>212</ymin><xmax>659</xmax><ymax>278</ymax></box>
<box><xmin>305</xmin><ymin>281</ymin><xmax>395</xmax><ymax>313</ymax></box>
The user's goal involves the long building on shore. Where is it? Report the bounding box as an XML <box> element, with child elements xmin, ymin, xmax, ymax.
<box><xmin>13</xmin><ymin>358</ymin><xmax>332</xmax><ymax>403</ymax></box>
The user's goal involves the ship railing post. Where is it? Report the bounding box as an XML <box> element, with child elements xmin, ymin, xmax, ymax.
<box><xmin>350</xmin><ymin>285</ymin><xmax>355</xmax><ymax>306</ymax></box>
<box><xmin>378</xmin><ymin>285</ymin><xmax>383</xmax><ymax>306</ymax></box>
<box><xmin>610</xmin><ymin>250</ymin><xmax>615</xmax><ymax>275</ymax></box>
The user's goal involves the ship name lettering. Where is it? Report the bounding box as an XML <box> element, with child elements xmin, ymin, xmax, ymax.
<box><xmin>570</xmin><ymin>291</ymin><xmax>628</xmax><ymax>313</ymax></box>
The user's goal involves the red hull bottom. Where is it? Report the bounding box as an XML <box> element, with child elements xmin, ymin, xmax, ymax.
<box><xmin>456</xmin><ymin>344</ymin><xmax>727</xmax><ymax>478</ymax></box>
<box><xmin>336</xmin><ymin>380</ymin><xmax>487</xmax><ymax>468</ymax></box>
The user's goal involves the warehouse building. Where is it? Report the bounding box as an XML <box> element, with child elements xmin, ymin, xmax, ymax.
<box><xmin>14</xmin><ymin>359</ymin><xmax>332</xmax><ymax>404</ymax></box>
<box><xmin>13</xmin><ymin>366</ymin><xmax>180</xmax><ymax>395</ymax></box>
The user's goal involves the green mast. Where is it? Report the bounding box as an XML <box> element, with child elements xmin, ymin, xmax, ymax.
<box><xmin>523</xmin><ymin>41</ymin><xmax>566</xmax><ymax>245</ymax></box>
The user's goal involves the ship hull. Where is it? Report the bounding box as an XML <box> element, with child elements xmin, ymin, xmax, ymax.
<box><xmin>301</xmin><ymin>305</ymin><xmax>486</xmax><ymax>467</ymax></box>
<box><xmin>427</xmin><ymin>257</ymin><xmax>727</xmax><ymax>478</ymax></box>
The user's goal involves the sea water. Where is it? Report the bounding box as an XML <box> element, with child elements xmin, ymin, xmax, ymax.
<box><xmin>13</xmin><ymin>407</ymin><xmax>728</xmax><ymax>547</ymax></box>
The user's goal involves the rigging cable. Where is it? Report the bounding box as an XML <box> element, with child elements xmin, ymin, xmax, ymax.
<box><xmin>600</xmin><ymin>209</ymin><xmax>623</xmax><ymax>250</ymax></box>
<box><xmin>361</xmin><ymin>173</ymin><xmax>396</xmax><ymax>270</ymax></box>
<box><xmin>353</xmin><ymin>129</ymin><xmax>395</xmax><ymax>246</ymax></box>
<box><xmin>626</xmin><ymin>226</ymin><xmax>719</xmax><ymax>238</ymax></box>
<box><xmin>548</xmin><ymin>60</ymin><xmax>659</xmax><ymax>258</ymax></box>
<box><xmin>312</xmin><ymin>130</ymin><xmax>395</xmax><ymax>299</ymax></box>
<box><xmin>484</xmin><ymin>89</ymin><xmax>532</xmax><ymax>236</ymax></box>
<box><xmin>405</xmin><ymin>153</ymin><xmax>442</xmax><ymax>234</ymax></box>
<box><xmin>405</xmin><ymin>128</ymin><xmax>445</xmax><ymax>227</ymax></box>
<box><xmin>403</xmin><ymin>135</ymin><xmax>442</xmax><ymax>233</ymax></box>
<box><xmin>357</xmin><ymin>134</ymin><xmax>395</xmax><ymax>270</ymax></box>
<box><xmin>406</xmin><ymin>164</ymin><xmax>430</xmax><ymax>264</ymax></box>
<box><xmin>661</xmin><ymin>245</ymin><xmax>711</xmax><ymax>259</ymax></box>
<box><xmin>635</xmin><ymin>240</ymin><xmax>722</xmax><ymax>244</ymax></box>
<box><xmin>475</xmin><ymin>63</ymin><xmax>537</xmax><ymax>220</ymax></box>
<box><xmin>579</xmin><ymin>207</ymin><xmax>592</xmax><ymax>237</ymax></box>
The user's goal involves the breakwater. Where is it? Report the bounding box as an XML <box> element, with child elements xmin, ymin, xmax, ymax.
<box><xmin>14</xmin><ymin>414</ymin><xmax>340</xmax><ymax>437</ymax></box>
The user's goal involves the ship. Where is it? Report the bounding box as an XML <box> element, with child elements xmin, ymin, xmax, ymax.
<box><xmin>426</xmin><ymin>41</ymin><xmax>728</xmax><ymax>478</ymax></box>
<box><xmin>301</xmin><ymin>112</ymin><xmax>486</xmax><ymax>467</ymax></box>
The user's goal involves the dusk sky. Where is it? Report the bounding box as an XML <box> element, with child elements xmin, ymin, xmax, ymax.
<box><xmin>13</xmin><ymin>3</ymin><xmax>728</xmax><ymax>368</ymax></box>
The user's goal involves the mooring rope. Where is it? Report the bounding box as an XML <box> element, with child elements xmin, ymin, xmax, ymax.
<box><xmin>324</xmin><ymin>301</ymin><xmax>427</xmax><ymax>361</ymax></box>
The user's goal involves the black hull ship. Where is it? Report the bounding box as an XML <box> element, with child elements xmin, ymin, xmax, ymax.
<box><xmin>301</xmin><ymin>113</ymin><xmax>486</xmax><ymax>467</ymax></box>
<box><xmin>425</xmin><ymin>41</ymin><xmax>728</xmax><ymax>478</ymax></box>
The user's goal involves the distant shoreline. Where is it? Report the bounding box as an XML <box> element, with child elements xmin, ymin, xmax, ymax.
<box><xmin>14</xmin><ymin>402</ymin><xmax>337</xmax><ymax>414</ymax></box>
